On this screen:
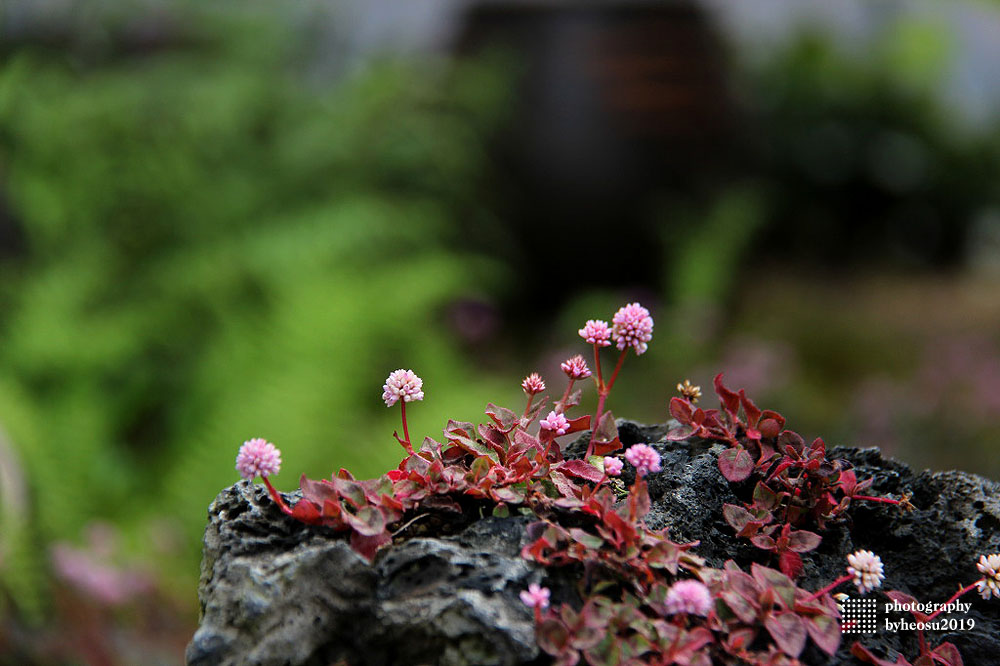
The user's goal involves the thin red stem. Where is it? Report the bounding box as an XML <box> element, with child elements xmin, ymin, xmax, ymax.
<box><xmin>593</xmin><ymin>343</ymin><xmax>603</xmax><ymax>389</ymax></box>
<box><xmin>853</xmin><ymin>495</ymin><xmax>901</xmax><ymax>505</ymax></box>
<box><xmin>398</xmin><ymin>401</ymin><xmax>414</xmax><ymax>455</ymax></box>
<box><xmin>804</xmin><ymin>573</ymin><xmax>853</xmax><ymax>602</ymax></box>
<box><xmin>262</xmin><ymin>477</ymin><xmax>293</xmax><ymax>515</ymax></box>
<box><xmin>925</xmin><ymin>581</ymin><xmax>980</xmax><ymax>621</ymax></box>
<box><xmin>556</xmin><ymin>379</ymin><xmax>575</xmax><ymax>414</ymax></box>
<box><xmin>585</xmin><ymin>349</ymin><xmax>627</xmax><ymax>460</ymax></box>
<box><xmin>604</xmin><ymin>348</ymin><xmax>628</xmax><ymax>394</ymax></box>
<box><xmin>522</xmin><ymin>394</ymin><xmax>534</xmax><ymax>419</ymax></box>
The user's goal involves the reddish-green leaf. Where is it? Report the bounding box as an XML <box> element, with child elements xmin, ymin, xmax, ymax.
<box><xmin>341</xmin><ymin>505</ymin><xmax>386</xmax><ymax>537</ymax></box>
<box><xmin>485</xmin><ymin>403</ymin><xmax>520</xmax><ymax>433</ymax></box>
<box><xmin>723</xmin><ymin>504</ymin><xmax>752</xmax><ymax>532</ymax></box>
<box><xmin>752</xmin><ymin>564</ymin><xmax>796</xmax><ymax>608</ymax></box>
<box><xmin>805</xmin><ymin>615</ymin><xmax>841</xmax><ymax>656</ymax></box>
<box><xmin>753</xmin><ymin>481</ymin><xmax>779</xmax><ymax>510</ymax></box>
<box><xmin>765</xmin><ymin>611</ymin><xmax>806</xmax><ymax>658</ymax></box>
<box><xmin>537</xmin><ymin>618</ymin><xmax>571</xmax><ymax>656</ymax></box>
<box><xmin>787</xmin><ymin>529</ymin><xmax>822</xmax><ymax>553</ymax></box>
<box><xmin>779</xmin><ymin>550</ymin><xmax>804</xmax><ymax>579</ymax></box>
<box><xmin>718</xmin><ymin>447</ymin><xmax>754</xmax><ymax>482</ymax></box>
<box><xmin>558</xmin><ymin>459</ymin><xmax>605</xmax><ymax>483</ymax></box>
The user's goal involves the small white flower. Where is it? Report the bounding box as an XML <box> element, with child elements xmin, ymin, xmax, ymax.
<box><xmin>847</xmin><ymin>550</ymin><xmax>884</xmax><ymax>595</ymax></box>
<box><xmin>976</xmin><ymin>553</ymin><xmax>1000</xmax><ymax>600</ymax></box>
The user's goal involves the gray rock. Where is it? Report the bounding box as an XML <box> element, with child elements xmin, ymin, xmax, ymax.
<box><xmin>188</xmin><ymin>421</ymin><xmax>1000</xmax><ymax>665</ymax></box>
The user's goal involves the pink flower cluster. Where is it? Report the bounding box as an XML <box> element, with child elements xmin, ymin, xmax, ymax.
<box><xmin>236</xmin><ymin>438</ymin><xmax>282</xmax><ymax>480</ymax></box>
<box><xmin>612</xmin><ymin>302</ymin><xmax>654</xmax><ymax>355</ymax></box>
<box><xmin>540</xmin><ymin>410</ymin><xmax>569</xmax><ymax>436</ymax></box>
<box><xmin>522</xmin><ymin>372</ymin><xmax>546</xmax><ymax>395</ymax></box>
<box><xmin>560</xmin><ymin>354</ymin><xmax>592</xmax><ymax>379</ymax></box>
<box><xmin>520</xmin><ymin>583</ymin><xmax>551</xmax><ymax>609</ymax></box>
<box><xmin>847</xmin><ymin>550</ymin><xmax>885</xmax><ymax>594</ymax></box>
<box><xmin>663</xmin><ymin>579</ymin><xmax>713</xmax><ymax>616</ymax></box>
<box><xmin>624</xmin><ymin>444</ymin><xmax>661</xmax><ymax>477</ymax></box>
<box><xmin>976</xmin><ymin>553</ymin><xmax>1000</xmax><ymax>600</ymax></box>
<box><xmin>578</xmin><ymin>320</ymin><xmax>612</xmax><ymax>346</ymax></box>
<box><xmin>382</xmin><ymin>369</ymin><xmax>424</xmax><ymax>407</ymax></box>
<box><xmin>603</xmin><ymin>456</ymin><xmax>624</xmax><ymax>477</ymax></box>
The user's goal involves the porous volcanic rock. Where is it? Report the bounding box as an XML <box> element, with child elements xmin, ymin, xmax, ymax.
<box><xmin>187</xmin><ymin>421</ymin><xmax>1000</xmax><ymax>665</ymax></box>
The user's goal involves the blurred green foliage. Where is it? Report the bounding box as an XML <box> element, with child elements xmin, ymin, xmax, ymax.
<box><xmin>0</xmin><ymin>13</ymin><xmax>513</xmax><ymax>622</ymax></box>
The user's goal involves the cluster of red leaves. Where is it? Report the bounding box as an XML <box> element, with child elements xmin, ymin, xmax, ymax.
<box><xmin>518</xmin><ymin>443</ymin><xmax>842</xmax><ymax>665</ymax></box>
<box><xmin>670</xmin><ymin>375</ymin><xmax>878</xmax><ymax>579</ymax></box>
<box><xmin>284</xmin><ymin>392</ymin><xmax>624</xmax><ymax>562</ymax></box>
<box><xmin>529</xmin><ymin>554</ymin><xmax>842</xmax><ymax>665</ymax></box>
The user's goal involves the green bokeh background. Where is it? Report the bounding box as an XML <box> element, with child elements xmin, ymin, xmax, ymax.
<box><xmin>1</xmin><ymin>1</ymin><xmax>999</xmax><ymax>662</ymax></box>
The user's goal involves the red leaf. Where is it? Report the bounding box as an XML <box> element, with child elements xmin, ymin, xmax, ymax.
<box><xmin>723</xmin><ymin>504</ymin><xmax>752</xmax><ymax>532</ymax></box>
<box><xmin>805</xmin><ymin>615</ymin><xmax>841</xmax><ymax>656</ymax></box>
<box><xmin>718</xmin><ymin>447</ymin><xmax>754</xmax><ymax>482</ymax></box>
<box><xmin>290</xmin><ymin>499</ymin><xmax>323</xmax><ymax>524</ymax></box>
<box><xmin>739</xmin><ymin>390</ymin><xmax>762</xmax><ymax>427</ymax></box>
<box><xmin>787</xmin><ymin>529</ymin><xmax>822</xmax><ymax>553</ymax></box>
<box><xmin>752</xmin><ymin>564</ymin><xmax>796</xmax><ymax>608</ymax></box>
<box><xmin>350</xmin><ymin>529</ymin><xmax>391</xmax><ymax>562</ymax></box>
<box><xmin>714</xmin><ymin>374</ymin><xmax>740</xmax><ymax>416</ymax></box>
<box><xmin>752</xmin><ymin>481</ymin><xmax>779</xmax><ymax>510</ymax></box>
<box><xmin>721</xmin><ymin>591</ymin><xmax>758</xmax><ymax>624</ymax></box>
<box><xmin>765</xmin><ymin>611</ymin><xmax>806</xmax><ymax>658</ymax></box>
<box><xmin>484</xmin><ymin>403</ymin><xmax>520</xmax><ymax>433</ymax></box>
<box><xmin>558</xmin><ymin>459</ymin><xmax>605</xmax><ymax>483</ymax></box>
<box><xmin>341</xmin><ymin>505</ymin><xmax>386</xmax><ymax>537</ymax></box>
<box><xmin>564</xmin><ymin>414</ymin><xmax>591</xmax><ymax>435</ymax></box>
<box><xmin>669</xmin><ymin>397</ymin><xmax>695</xmax><ymax>424</ymax></box>
<box><xmin>932</xmin><ymin>642</ymin><xmax>964</xmax><ymax>666</ymax></box>
<box><xmin>779</xmin><ymin>550</ymin><xmax>804</xmax><ymax>579</ymax></box>
<box><xmin>751</xmin><ymin>535</ymin><xmax>776</xmax><ymax>550</ymax></box>
<box><xmin>593</xmin><ymin>411</ymin><xmax>618</xmax><ymax>446</ymax></box>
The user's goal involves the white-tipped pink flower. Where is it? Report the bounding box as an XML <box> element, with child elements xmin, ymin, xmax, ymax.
<box><xmin>579</xmin><ymin>319</ymin><xmax>612</xmax><ymax>347</ymax></box>
<box><xmin>560</xmin><ymin>355</ymin><xmax>592</xmax><ymax>380</ymax></box>
<box><xmin>847</xmin><ymin>550</ymin><xmax>885</xmax><ymax>594</ymax></box>
<box><xmin>976</xmin><ymin>553</ymin><xmax>1000</xmax><ymax>600</ymax></box>
<box><xmin>624</xmin><ymin>443</ymin><xmax>661</xmax><ymax>477</ymax></box>
<box><xmin>382</xmin><ymin>369</ymin><xmax>424</xmax><ymax>407</ymax></box>
<box><xmin>663</xmin><ymin>580</ymin><xmax>713</xmax><ymax>616</ymax></box>
<box><xmin>540</xmin><ymin>411</ymin><xmax>570</xmax><ymax>436</ymax></box>
<box><xmin>603</xmin><ymin>456</ymin><xmax>624</xmax><ymax>477</ymax></box>
<box><xmin>521</xmin><ymin>373</ymin><xmax>546</xmax><ymax>395</ymax></box>
<box><xmin>236</xmin><ymin>438</ymin><xmax>282</xmax><ymax>480</ymax></box>
<box><xmin>520</xmin><ymin>583</ymin><xmax>551</xmax><ymax>609</ymax></box>
<box><xmin>612</xmin><ymin>302</ymin><xmax>654</xmax><ymax>355</ymax></box>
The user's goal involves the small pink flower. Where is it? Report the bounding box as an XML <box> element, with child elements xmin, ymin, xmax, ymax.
<box><xmin>540</xmin><ymin>411</ymin><xmax>570</xmax><ymax>436</ymax></box>
<box><xmin>603</xmin><ymin>457</ymin><xmax>624</xmax><ymax>477</ymax></box>
<box><xmin>520</xmin><ymin>583</ymin><xmax>551</xmax><ymax>609</ymax></box>
<box><xmin>847</xmin><ymin>550</ymin><xmax>885</xmax><ymax>594</ymax></box>
<box><xmin>663</xmin><ymin>580</ymin><xmax>713</xmax><ymax>616</ymax></box>
<box><xmin>382</xmin><ymin>369</ymin><xmax>424</xmax><ymax>407</ymax></box>
<box><xmin>624</xmin><ymin>443</ymin><xmax>661</xmax><ymax>477</ymax></box>
<box><xmin>236</xmin><ymin>438</ymin><xmax>282</xmax><ymax>480</ymax></box>
<box><xmin>521</xmin><ymin>373</ymin><xmax>546</xmax><ymax>395</ymax></box>
<box><xmin>579</xmin><ymin>319</ymin><xmax>612</xmax><ymax>347</ymax></box>
<box><xmin>611</xmin><ymin>302</ymin><xmax>654</xmax><ymax>355</ymax></box>
<box><xmin>560</xmin><ymin>355</ymin><xmax>592</xmax><ymax>380</ymax></box>
<box><xmin>976</xmin><ymin>553</ymin><xmax>1000</xmax><ymax>600</ymax></box>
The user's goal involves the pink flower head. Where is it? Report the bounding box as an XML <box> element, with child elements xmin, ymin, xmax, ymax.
<box><xmin>847</xmin><ymin>550</ymin><xmax>885</xmax><ymax>594</ymax></box>
<box><xmin>521</xmin><ymin>372</ymin><xmax>546</xmax><ymax>395</ymax></box>
<box><xmin>612</xmin><ymin>302</ymin><xmax>654</xmax><ymax>355</ymax></box>
<box><xmin>560</xmin><ymin>355</ymin><xmax>592</xmax><ymax>380</ymax></box>
<box><xmin>520</xmin><ymin>583</ymin><xmax>551</xmax><ymax>609</ymax></box>
<box><xmin>976</xmin><ymin>553</ymin><xmax>1000</xmax><ymax>600</ymax></box>
<box><xmin>382</xmin><ymin>369</ymin><xmax>424</xmax><ymax>407</ymax></box>
<box><xmin>624</xmin><ymin>443</ymin><xmax>661</xmax><ymax>477</ymax></box>
<box><xmin>579</xmin><ymin>319</ymin><xmax>612</xmax><ymax>347</ymax></box>
<box><xmin>540</xmin><ymin>410</ymin><xmax>570</xmax><ymax>436</ymax></box>
<box><xmin>236</xmin><ymin>438</ymin><xmax>282</xmax><ymax>480</ymax></box>
<box><xmin>603</xmin><ymin>456</ymin><xmax>624</xmax><ymax>477</ymax></box>
<box><xmin>663</xmin><ymin>580</ymin><xmax>713</xmax><ymax>616</ymax></box>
